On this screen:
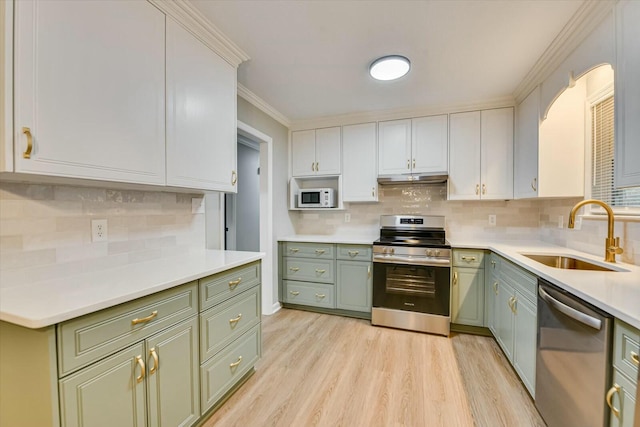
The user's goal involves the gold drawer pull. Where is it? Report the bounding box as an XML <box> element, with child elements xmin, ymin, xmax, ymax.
<box><xmin>131</xmin><ymin>310</ymin><xmax>158</xmax><ymax>325</ymax></box>
<box><xmin>231</xmin><ymin>170</ymin><xmax>237</xmax><ymax>185</ymax></box>
<box><xmin>631</xmin><ymin>351</ymin><xmax>639</xmax><ymax>366</ymax></box>
<box><xmin>229</xmin><ymin>356</ymin><xmax>243</xmax><ymax>369</ymax></box>
<box><xmin>315</xmin><ymin>269</ymin><xmax>326</xmax><ymax>274</ymax></box>
<box><xmin>289</xmin><ymin>267</ymin><xmax>300</xmax><ymax>272</ymax></box>
<box><xmin>367</xmin><ymin>265</ymin><xmax>371</xmax><ymax>278</ymax></box>
<box><xmin>606</xmin><ymin>384</ymin><xmax>621</xmax><ymax>418</ymax></box>
<box><xmin>135</xmin><ymin>355</ymin><xmax>145</xmax><ymax>383</ymax></box>
<box><xmin>348</xmin><ymin>250</ymin><xmax>359</xmax><ymax>257</ymax></box>
<box><xmin>453</xmin><ymin>271</ymin><xmax>458</xmax><ymax>286</ymax></box>
<box><xmin>315</xmin><ymin>249</ymin><xmax>326</xmax><ymax>255</ymax></box>
<box><xmin>149</xmin><ymin>348</ymin><xmax>159</xmax><ymax>374</ymax></box>
<box><xmin>229</xmin><ymin>313</ymin><xmax>242</xmax><ymax>326</ymax></box>
<box><xmin>531</xmin><ymin>178</ymin><xmax>537</xmax><ymax>192</ymax></box>
<box><xmin>493</xmin><ymin>282</ymin><xmax>498</xmax><ymax>295</ymax></box>
<box><xmin>22</xmin><ymin>127</ymin><xmax>33</xmax><ymax>159</ymax></box>
<box><xmin>228</xmin><ymin>278</ymin><xmax>242</xmax><ymax>289</ymax></box>
<box><xmin>289</xmin><ymin>248</ymin><xmax>299</xmax><ymax>253</ymax></box>
<box><xmin>289</xmin><ymin>291</ymin><xmax>300</xmax><ymax>296</ymax></box>
<box><xmin>491</xmin><ymin>260</ymin><xmax>496</xmax><ymax>268</ymax></box>
<box><xmin>315</xmin><ymin>293</ymin><xmax>325</xmax><ymax>299</ymax></box>
<box><xmin>461</xmin><ymin>256</ymin><xmax>476</xmax><ymax>262</ymax></box>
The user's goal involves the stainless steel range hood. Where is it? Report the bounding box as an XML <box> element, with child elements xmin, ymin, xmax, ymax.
<box><xmin>377</xmin><ymin>174</ymin><xmax>448</xmax><ymax>185</ymax></box>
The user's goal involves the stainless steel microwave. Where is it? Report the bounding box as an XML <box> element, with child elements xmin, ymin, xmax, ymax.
<box><xmin>298</xmin><ymin>188</ymin><xmax>336</xmax><ymax>208</ymax></box>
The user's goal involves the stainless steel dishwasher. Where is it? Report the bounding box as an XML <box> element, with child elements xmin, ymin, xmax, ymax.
<box><xmin>536</xmin><ymin>279</ymin><xmax>613</xmax><ymax>427</ymax></box>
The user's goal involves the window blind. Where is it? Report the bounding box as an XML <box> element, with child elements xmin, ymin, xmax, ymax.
<box><xmin>591</xmin><ymin>95</ymin><xmax>640</xmax><ymax>207</ymax></box>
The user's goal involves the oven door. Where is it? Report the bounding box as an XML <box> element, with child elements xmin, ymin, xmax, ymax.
<box><xmin>372</xmin><ymin>261</ymin><xmax>450</xmax><ymax>316</ymax></box>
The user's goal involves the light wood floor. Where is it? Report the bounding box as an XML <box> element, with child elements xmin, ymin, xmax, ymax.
<box><xmin>202</xmin><ymin>309</ymin><xmax>545</xmax><ymax>427</ymax></box>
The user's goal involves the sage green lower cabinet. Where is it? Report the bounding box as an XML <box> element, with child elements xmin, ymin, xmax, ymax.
<box><xmin>495</xmin><ymin>279</ymin><xmax>516</xmax><ymax>361</ymax></box>
<box><xmin>484</xmin><ymin>253</ymin><xmax>500</xmax><ymax>333</ymax></box>
<box><xmin>609</xmin><ymin>319</ymin><xmax>639</xmax><ymax>426</ymax></box>
<box><xmin>609</xmin><ymin>367</ymin><xmax>637</xmax><ymax>427</ymax></box>
<box><xmin>59</xmin><ymin>343</ymin><xmax>147</xmax><ymax>427</ymax></box>
<box><xmin>284</xmin><ymin>280</ymin><xmax>335</xmax><ymax>308</ymax></box>
<box><xmin>336</xmin><ymin>260</ymin><xmax>372</xmax><ymax>312</ymax></box>
<box><xmin>512</xmin><ymin>295</ymin><xmax>537</xmax><ymax>395</ymax></box>
<box><xmin>452</xmin><ymin>267</ymin><xmax>484</xmax><ymax>326</ymax></box>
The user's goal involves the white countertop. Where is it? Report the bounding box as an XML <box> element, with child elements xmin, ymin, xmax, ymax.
<box><xmin>450</xmin><ymin>239</ymin><xmax>640</xmax><ymax>330</ymax></box>
<box><xmin>0</xmin><ymin>250</ymin><xmax>264</xmax><ymax>329</ymax></box>
<box><xmin>278</xmin><ymin>234</ymin><xmax>377</xmax><ymax>245</ymax></box>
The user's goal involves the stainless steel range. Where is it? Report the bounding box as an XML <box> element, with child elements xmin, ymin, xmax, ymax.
<box><xmin>371</xmin><ymin>215</ymin><xmax>451</xmax><ymax>336</ymax></box>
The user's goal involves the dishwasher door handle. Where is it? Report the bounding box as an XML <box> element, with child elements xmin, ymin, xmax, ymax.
<box><xmin>538</xmin><ymin>286</ymin><xmax>602</xmax><ymax>330</ymax></box>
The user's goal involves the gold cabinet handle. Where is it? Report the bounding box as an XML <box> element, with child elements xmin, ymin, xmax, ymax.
<box><xmin>372</xmin><ymin>187</ymin><xmax>375</xmax><ymax>197</ymax></box>
<box><xmin>229</xmin><ymin>356</ymin><xmax>243</xmax><ymax>369</ymax></box>
<box><xmin>22</xmin><ymin>127</ymin><xmax>33</xmax><ymax>159</ymax></box>
<box><xmin>149</xmin><ymin>348</ymin><xmax>159</xmax><ymax>374</ymax></box>
<box><xmin>606</xmin><ymin>384</ymin><xmax>621</xmax><ymax>418</ymax></box>
<box><xmin>367</xmin><ymin>265</ymin><xmax>371</xmax><ymax>278</ymax></box>
<box><xmin>135</xmin><ymin>355</ymin><xmax>145</xmax><ymax>383</ymax></box>
<box><xmin>228</xmin><ymin>278</ymin><xmax>242</xmax><ymax>289</ymax></box>
<box><xmin>315</xmin><ymin>293</ymin><xmax>325</xmax><ymax>299</ymax></box>
<box><xmin>461</xmin><ymin>256</ymin><xmax>476</xmax><ymax>262</ymax></box>
<box><xmin>407</xmin><ymin>159</ymin><xmax>410</xmax><ymax>169</ymax></box>
<box><xmin>315</xmin><ymin>269</ymin><xmax>326</xmax><ymax>274</ymax></box>
<box><xmin>413</xmin><ymin>158</ymin><xmax>416</xmax><ymax>169</ymax></box>
<box><xmin>482</xmin><ymin>184</ymin><xmax>486</xmax><ymax>195</ymax></box>
<box><xmin>493</xmin><ymin>281</ymin><xmax>498</xmax><ymax>295</ymax></box>
<box><xmin>475</xmin><ymin>184</ymin><xmax>479</xmax><ymax>195</ymax></box>
<box><xmin>289</xmin><ymin>267</ymin><xmax>300</xmax><ymax>272</ymax></box>
<box><xmin>229</xmin><ymin>313</ymin><xmax>242</xmax><ymax>326</ymax></box>
<box><xmin>531</xmin><ymin>178</ymin><xmax>537</xmax><ymax>192</ymax></box>
<box><xmin>631</xmin><ymin>351</ymin><xmax>639</xmax><ymax>366</ymax></box>
<box><xmin>507</xmin><ymin>296</ymin><xmax>514</xmax><ymax>313</ymax></box>
<box><xmin>491</xmin><ymin>260</ymin><xmax>496</xmax><ymax>268</ymax></box>
<box><xmin>131</xmin><ymin>310</ymin><xmax>158</xmax><ymax>325</ymax></box>
<box><xmin>289</xmin><ymin>248</ymin><xmax>299</xmax><ymax>253</ymax></box>
<box><xmin>348</xmin><ymin>250</ymin><xmax>359</xmax><ymax>257</ymax></box>
<box><xmin>512</xmin><ymin>297</ymin><xmax>517</xmax><ymax>314</ymax></box>
<box><xmin>316</xmin><ymin>162</ymin><xmax>319</xmax><ymax>171</ymax></box>
<box><xmin>231</xmin><ymin>170</ymin><xmax>237</xmax><ymax>186</ymax></box>
<box><xmin>453</xmin><ymin>271</ymin><xmax>458</xmax><ymax>286</ymax></box>
<box><xmin>315</xmin><ymin>249</ymin><xmax>326</xmax><ymax>255</ymax></box>
<box><xmin>289</xmin><ymin>291</ymin><xmax>300</xmax><ymax>296</ymax></box>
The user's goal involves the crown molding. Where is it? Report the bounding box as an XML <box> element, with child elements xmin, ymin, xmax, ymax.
<box><xmin>513</xmin><ymin>0</ymin><xmax>617</xmax><ymax>104</ymax></box>
<box><xmin>288</xmin><ymin>96</ymin><xmax>515</xmax><ymax>131</ymax></box>
<box><xmin>149</xmin><ymin>0</ymin><xmax>250</xmax><ymax>67</ymax></box>
<box><xmin>237</xmin><ymin>84</ymin><xmax>292</xmax><ymax>128</ymax></box>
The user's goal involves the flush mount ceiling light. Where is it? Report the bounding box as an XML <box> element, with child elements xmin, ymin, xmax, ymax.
<box><xmin>369</xmin><ymin>55</ymin><xmax>411</xmax><ymax>81</ymax></box>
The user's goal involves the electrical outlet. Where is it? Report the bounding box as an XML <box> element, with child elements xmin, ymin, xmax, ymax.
<box><xmin>191</xmin><ymin>197</ymin><xmax>205</xmax><ymax>214</ymax></box>
<box><xmin>558</xmin><ymin>215</ymin><xmax>564</xmax><ymax>229</ymax></box>
<box><xmin>345</xmin><ymin>213</ymin><xmax>351</xmax><ymax>223</ymax></box>
<box><xmin>488</xmin><ymin>214</ymin><xmax>496</xmax><ymax>226</ymax></box>
<box><xmin>91</xmin><ymin>219</ymin><xmax>108</xmax><ymax>242</ymax></box>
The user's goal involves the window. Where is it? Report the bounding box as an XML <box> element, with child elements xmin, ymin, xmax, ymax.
<box><xmin>590</xmin><ymin>94</ymin><xmax>640</xmax><ymax>210</ymax></box>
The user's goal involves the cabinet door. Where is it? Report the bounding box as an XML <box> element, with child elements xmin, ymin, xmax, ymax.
<box><xmin>146</xmin><ymin>317</ymin><xmax>200</xmax><ymax>427</ymax></box>
<box><xmin>452</xmin><ymin>267</ymin><xmax>484</xmax><ymax>327</ymax></box>
<box><xmin>378</xmin><ymin>119</ymin><xmax>411</xmax><ymax>175</ymax></box>
<box><xmin>495</xmin><ymin>281</ymin><xmax>515</xmax><ymax>361</ymax></box>
<box><xmin>486</xmin><ymin>275</ymin><xmax>499</xmax><ymax>335</ymax></box>
<box><xmin>412</xmin><ymin>115</ymin><xmax>448</xmax><ymax>174</ymax></box>
<box><xmin>14</xmin><ymin>0</ymin><xmax>165</xmax><ymax>185</ymax></box>
<box><xmin>291</xmin><ymin>130</ymin><xmax>316</xmax><ymax>177</ymax></box>
<box><xmin>481</xmin><ymin>108</ymin><xmax>514</xmax><ymax>200</ymax></box>
<box><xmin>336</xmin><ymin>260</ymin><xmax>372</xmax><ymax>312</ymax></box>
<box><xmin>608</xmin><ymin>369</ymin><xmax>637</xmax><ymax>427</ymax></box>
<box><xmin>615</xmin><ymin>0</ymin><xmax>640</xmax><ymax>188</ymax></box>
<box><xmin>512</xmin><ymin>294</ymin><xmax>537</xmax><ymax>397</ymax></box>
<box><xmin>59</xmin><ymin>343</ymin><xmax>146</xmax><ymax>427</ymax></box>
<box><xmin>514</xmin><ymin>86</ymin><xmax>540</xmax><ymax>198</ymax></box>
<box><xmin>342</xmin><ymin>123</ymin><xmax>378</xmax><ymax>202</ymax></box>
<box><xmin>449</xmin><ymin>111</ymin><xmax>481</xmax><ymax>200</ymax></box>
<box><xmin>166</xmin><ymin>18</ymin><xmax>237</xmax><ymax>192</ymax></box>
<box><xmin>315</xmin><ymin>127</ymin><xmax>341</xmax><ymax>175</ymax></box>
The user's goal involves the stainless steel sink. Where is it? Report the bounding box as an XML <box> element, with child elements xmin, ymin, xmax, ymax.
<box><xmin>521</xmin><ymin>253</ymin><xmax>621</xmax><ymax>272</ymax></box>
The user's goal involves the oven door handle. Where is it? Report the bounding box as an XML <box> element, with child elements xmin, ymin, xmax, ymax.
<box><xmin>538</xmin><ymin>286</ymin><xmax>602</xmax><ymax>330</ymax></box>
<box><xmin>373</xmin><ymin>255</ymin><xmax>450</xmax><ymax>267</ymax></box>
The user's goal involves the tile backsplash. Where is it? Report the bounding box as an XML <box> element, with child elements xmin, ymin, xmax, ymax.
<box><xmin>0</xmin><ymin>182</ymin><xmax>205</xmax><ymax>286</ymax></box>
<box><xmin>292</xmin><ymin>184</ymin><xmax>640</xmax><ymax>265</ymax></box>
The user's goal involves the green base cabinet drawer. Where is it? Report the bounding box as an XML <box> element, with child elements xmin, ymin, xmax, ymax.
<box><xmin>453</xmin><ymin>249</ymin><xmax>485</xmax><ymax>268</ymax></box>
<box><xmin>200</xmin><ymin>262</ymin><xmax>261</xmax><ymax>311</ymax></box>
<box><xmin>200</xmin><ymin>324</ymin><xmax>261</xmax><ymax>413</ymax></box>
<box><xmin>200</xmin><ymin>286</ymin><xmax>261</xmax><ymax>361</ymax></box>
<box><xmin>614</xmin><ymin>319</ymin><xmax>640</xmax><ymax>382</ymax></box>
<box><xmin>501</xmin><ymin>260</ymin><xmax>537</xmax><ymax>302</ymax></box>
<box><xmin>284</xmin><ymin>280</ymin><xmax>335</xmax><ymax>308</ymax></box>
<box><xmin>283</xmin><ymin>258</ymin><xmax>334</xmax><ymax>283</ymax></box>
<box><xmin>336</xmin><ymin>245</ymin><xmax>372</xmax><ymax>262</ymax></box>
<box><xmin>57</xmin><ymin>282</ymin><xmax>198</xmax><ymax>376</ymax></box>
<box><xmin>284</xmin><ymin>242</ymin><xmax>334</xmax><ymax>259</ymax></box>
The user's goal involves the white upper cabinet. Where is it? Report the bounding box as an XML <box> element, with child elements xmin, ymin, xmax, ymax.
<box><xmin>166</xmin><ymin>18</ymin><xmax>237</xmax><ymax>192</ymax></box>
<box><xmin>14</xmin><ymin>0</ymin><xmax>166</xmax><ymax>185</ymax></box>
<box><xmin>449</xmin><ymin>108</ymin><xmax>513</xmax><ymax>200</ymax></box>
<box><xmin>615</xmin><ymin>0</ymin><xmax>640</xmax><ymax>188</ymax></box>
<box><xmin>514</xmin><ymin>87</ymin><xmax>540</xmax><ymax>199</ymax></box>
<box><xmin>291</xmin><ymin>127</ymin><xmax>341</xmax><ymax>177</ymax></box>
<box><xmin>342</xmin><ymin>122</ymin><xmax>377</xmax><ymax>202</ymax></box>
<box><xmin>378</xmin><ymin>119</ymin><xmax>411</xmax><ymax>175</ymax></box>
<box><xmin>378</xmin><ymin>115</ymin><xmax>448</xmax><ymax>177</ymax></box>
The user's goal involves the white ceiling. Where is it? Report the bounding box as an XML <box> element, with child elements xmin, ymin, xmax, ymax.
<box><xmin>191</xmin><ymin>0</ymin><xmax>584</xmax><ymax>123</ymax></box>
